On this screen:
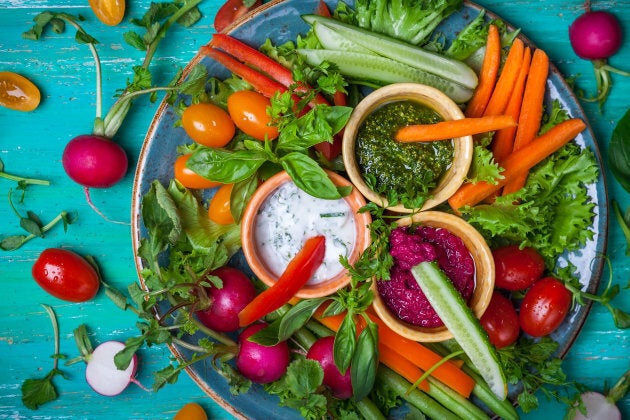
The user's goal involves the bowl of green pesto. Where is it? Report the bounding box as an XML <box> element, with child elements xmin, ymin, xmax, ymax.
<box><xmin>342</xmin><ymin>83</ymin><xmax>474</xmax><ymax>213</ymax></box>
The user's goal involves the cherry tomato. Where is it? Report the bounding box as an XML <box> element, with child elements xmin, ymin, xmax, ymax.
<box><xmin>173</xmin><ymin>402</ymin><xmax>207</xmax><ymax>420</ymax></box>
<box><xmin>181</xmin><ymin>102</ymin><xmax>235</xmax><ymax>147</ymax></box>
<box><xmin>492</xmin><ymin>245</ymin><xmax>546</xmax><ymax>291</ymax></box>
<box><xmin>208</xmin><ymin>183</ymin><xmax>235</xmax><ymax>225</ymax></box>
<box><xmin>519</xmin><ymin>277</ymin><xmax>572</xmax><ymax>337</ymax></box>
<box><xmin>480</xmin><ymin>291</ymin><xmax>520</xmax><ymax>348</ymax></box>
<box><xmin>214</xmin><ymin>0</ymin><xmax>262</xmax><ymax>33</ymax></box>
<box><xmin>227</xmin><ymin>90</ymin><xmax>279</xmax><ymax>141</ymax></box>
<box><xmin>31</xmin><ymin>248</ymin><xmax>100</xmax><ymax>302</ymax></box>
<box><xmin>88</xmin><ymin>0</ymin><xmax>125</xmax><ymax>26</ymax></box>
<box><xmin>174</xmin><ymin>154</ymin><xmax>222</xmax><ymax>190</ymax></box>
<box><xmin>0</xmin><ymin>72</ymin><xmax>41</xmax><ymax>112</ymax></box>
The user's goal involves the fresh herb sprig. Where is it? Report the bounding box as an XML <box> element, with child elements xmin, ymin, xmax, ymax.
<box><xmin>1</xmin><ymin>190</ymin><xmax>74</xmax><ymax>251</ymax></box>
<box><xmin>0</xmin><ymin>158</ymin><xmax>50</xmax><ymax>192</ymax></box>
<box><xmin>21</xmin><ymin>305</ymin><xmax>68</xmax><ymax>410</ymax></box>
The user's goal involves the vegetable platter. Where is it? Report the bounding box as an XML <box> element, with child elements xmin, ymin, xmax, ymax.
<box><xmin>132</xmin><ymin>0</ymin><xmax>607</xmax><ymax>417</ymax></box>
<box><xmin>1</xmin><ymin>0</ymin><xmax>629</xmax><ymax>419</ymax></box>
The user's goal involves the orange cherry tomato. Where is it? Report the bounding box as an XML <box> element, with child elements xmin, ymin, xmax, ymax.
<box><xmin>227</xmin><ymin>90</ymin><xmax>279</xmax><ymax>141</ymax></box>
<box><xmin>173</xmin><ymin>402</ymin><xmax>207</xmax><ymax>420</ymax></box>
<box><xmin>208</xmin><ymin>183</ymin><xmax>235</xmax><ymax>225</ymax></box>
<box><xmin>182</xmin><ymin>102</ymin><xmax>235</xmax><ymax>147</ymax></box>
<box><xmin>0</xmin><ymin>72</ymin><xmax>41</xmax><ymax>112</ymax></box>
<box><xmin>88</xmin><ymin>0</ymin><xmax>126</xmax><ymax>26</ymax></box>
<box><xmin>174</xmin><ymin>154</ymin><xmax>222</xmax><ymax>190</ymax></box>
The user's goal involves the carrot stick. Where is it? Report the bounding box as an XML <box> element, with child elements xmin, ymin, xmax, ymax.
<box><xmin>483</xmin><ymin>38</ymin><xmax>525</xmax><ymax>117</ymax></box>
<box><xmin>395</xmin><ymin>115</ymin><xmax>516</xmax><ymax>142</ymax></box>
<box><xmin>491</xmin><ymin>47</ymin><xmax>532</xmax><ymax>164</ymax></box>
<box><xmin>502</xmin><ymin>48</ymin><xmax>550</xmax><ymax>195</ymax></box>
<box><xmin>314</xmin><ymin>307</ymin><xmax>476</xmax><ymax>398</ymax></box>
<box><xmin>465</xmin><ymin>24</ymin><xmax>501</xmax><ymax>118</ymax></box>
<box><xmin>448</xmin><ymin>118</ymin><xmax>586</xmax><ymax>211</ymax></box>
<box><xmin>378</xmin><ymin>343</ymin><xmax>431</xmax><ymax>392</ymax></box>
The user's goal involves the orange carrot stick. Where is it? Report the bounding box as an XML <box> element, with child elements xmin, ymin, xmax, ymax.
<box><xmin>314</xmin><ymin>307</ymin><xmax>476</xmax><ymax>398</ymax></box>
<box><xmin>448</xmin><ymin>118</ymin><xmax>586</xmax><ymax>211</ymax></box>
<box><xmin>395</xmin><ymin>115</ymin><xmax>517</xmax><ymax>142</ymax></box>
<box><xmin>483</xmin><ymin>38</ymin><xmax>525</xmax><ymax>117</ymax></box>
<box><xmin>378</xmin><ymin>343</ymin><xmax>431</xmax><ymax>392</ymax></box>
<box><xmin>491</xmin><ymin>47</ymin><xmax>533</xmax><ymax>164</ymax></box>
<box><xmin>465</xmin><ymin>25</ymin><xmax>501</xmax><ymax>118</ymax></box>
<box><xmin>502</xmin><ymin>48</ymin><xmax>550</xmax><ymax>195</ymax></box>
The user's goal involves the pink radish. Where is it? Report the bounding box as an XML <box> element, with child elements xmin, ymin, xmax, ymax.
<box><xmin>195</xmin><ymin>266</ymin><xmax>256</xmax><ymax>333</ymax></box>
<box><xmin>84</xmin><ymin>341</ymin><xmax>145</xmax><ymax>396</ymax></box>
<box><xmin>235</xmin><ymin>323</ymin><xmax>290</xmax><ymax>384</ymax></box>
<box><xmin>306</xmin><ymin>336</ymin><xmax>353</xmax><ymax>399</ymax></box>
<box><xmin>568</xmin><ymin>5</ymin><xmax>630</xmax><ymax>107</ymax></box>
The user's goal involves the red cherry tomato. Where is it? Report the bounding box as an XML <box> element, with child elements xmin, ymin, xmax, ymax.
<box><xmin>227</xmin><ymin>90</ymin><xmax>279</xmax><ymax>141</ymax></box>
<box><xmin>214</xmin><ymin>0</ymin><xmax>262</xmax><ymax>33</ymax></box>
<box><xmin>208</xmin><ymin>183</ymin><xmax>235</xmax><ymax>225</ymax></box>
<box><xmin>181</xmin><ymin>102</ymin><xmax>235</xmax><ymax>147</ymax></box>
<box><xmin>480</xmin><ymin>291</ymin><xmax>520</xmax><ymax>348</ymax></box>
<box><xmin>32</xmin><ymin>248</ymin><xmax>100</xmax><ymax>302</ymax></box>
<box><xmin>519</xmin><ymin>277</ymin><xmax>572</xmax><ymax>337</ymax></box>
<box><xmin>174</xmin><ymin>154</ymin><xmax>222</xmax><ymax>190</ymax></box>
<box><xmin>0</xmin><ymin>71</ymin><xmax>41</xmax><ymax>112</ymax></box>
<box><xmin>492</xmin><ymin>245</ymin><xmax>546</xmax><ymax>291</ymax></box>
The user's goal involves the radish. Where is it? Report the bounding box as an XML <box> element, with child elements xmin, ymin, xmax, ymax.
<box><xmin>235</xmin><ymin>323</ymin><xmax>290</xmax><ymax>384</ymax></box>
<box><xmin>85</xmin><ymin>341</ymin><xmax>143</xmax><ymax>396</ymax></box>
<box><xmin>195</xmin><ymin>266</ymin><xmax>257</xmax><ymax>333</ymax></box>
<box><xmin>568</xmin><ymin>368</ymin><xmax>629</xmax><ymax>419</ymax></box>
<box><xmin>306</xmin><ymin>336</ymin><xmax>353</xmax><ymax>399</ymax></box>
<box><xmin>568</xmin><ymin>5</ymin><xmax>630</xmax><ymax>107</ymax></box>
<box><xmin>24</xmin><ymin>8</ymin><xmax>205</xmax><ymax>221</ymax></box>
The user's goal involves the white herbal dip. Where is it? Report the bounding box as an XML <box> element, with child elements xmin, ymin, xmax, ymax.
<box><xmin>254</xmin><ymin>180</ymin><xmax>357</xmax><ymax>285</ymax></box>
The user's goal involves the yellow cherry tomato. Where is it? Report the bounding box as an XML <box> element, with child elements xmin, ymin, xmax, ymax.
<box><xmin>182</xmin><ymin>102</ymin><xmax>235</xmax><ymax>147</ymax></box>
<box><xmin>173</xmin><ymin>154</ymin><xmax>222</xmax><ymax>190</ymax></box>
<box><xmin>173</xmin><ymin>402</ymin><xmax>208</xmax><ymax>420</ymax></box>
<box><xmin>0</xmin><ymin>72</ymin><xmax>41</xmax><ymax>112</ymax></box>
<box><xmin>208</xmin><ymin>183</ymin><xmax>235</xmax><ymax>225</ymax></box>
<box><xmin>88</xmin><ymin>0</ymin><xmax>126</xmax><ymax>26</ymax></box>
<box><xmin>227</xmin><ymin>90</ymin><xmax>279</xmax><ymax>141</ymax></box>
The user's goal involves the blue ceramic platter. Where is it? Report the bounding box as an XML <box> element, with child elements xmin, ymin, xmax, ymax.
<box><xmin>131</xmin><ymin>0</ymin><xmax>608</xmax><ymax>418</ymax></box>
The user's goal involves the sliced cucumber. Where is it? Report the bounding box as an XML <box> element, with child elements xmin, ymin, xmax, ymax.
<box><xmin>312</xmin><ymin>21</ymin><xmax>374</xmax><ymax>55</ymax></box>
<box><xmin>302</xmin><ymin>14</ymin><xmax>478</xmax><ymax>90</ymax></box>
<box><xmin>410</xmin><ymin>261</ymin><xmax>507</xmax><ymax>400</ymax></box>
<box><xmin>296</xmin><ymin>49</ymin><xmax>474</xmax><ymax>103</ymax></box>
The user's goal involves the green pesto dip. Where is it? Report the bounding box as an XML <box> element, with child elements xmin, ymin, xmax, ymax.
<box><xmin>355</xmin><ymin>100</ymin><xmax>454</xmax><ymax>208</ymax></box>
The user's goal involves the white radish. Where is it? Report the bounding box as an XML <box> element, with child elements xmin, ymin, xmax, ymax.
<box><xmin>85</xmin><ymin>341</ymin><xmax>140</xmax><ymax>396</ymax></box>
<box><xmin>569</xmin><ymin>369</ymin><xmax>629</xmax><ymax>420</ymax></box>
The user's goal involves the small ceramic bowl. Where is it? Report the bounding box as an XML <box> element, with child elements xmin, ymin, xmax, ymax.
<box><xmin>371</xmin><ymin>211</ymin><xmax>495</xmax><ymax>342</ymax></box>
<box><xmin>343</xmin><ymin>83</ymin><xmax>474</xmax><ymax>213</ymax></box>
<box><xmin>241</xmin><ymin>170</ymin><xmax>371</xmax><ymax>298</ymax></box>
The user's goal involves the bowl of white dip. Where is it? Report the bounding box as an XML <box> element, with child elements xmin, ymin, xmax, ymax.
<box><xmin>241</xmin><ymin>170</ymin><xmax>371</xmax><ymax>298</ymax></box>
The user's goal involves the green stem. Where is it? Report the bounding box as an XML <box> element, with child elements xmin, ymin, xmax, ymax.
<box><xmin>41</xmin><ymin>304</ymin><xmax>60</xmax><ymax>371</ymax></box>
<box><xmin>0</xmin><ymin>172</ymin><xmax>50</xmax><ymax>186</ymax></box>
<box><xmin>426</xmin><ymin>376</ymin><xmax>490</xmax><ymax>420</ymax></box>
<box><xmin>355</xmin><ymin>397</ymin><xmax>386</xmax><ymax>420</ymax></box>
<box><xmin>141</xmin><ymin>0</ymin><xmax>203</xmax><ymax>69</ymax></box>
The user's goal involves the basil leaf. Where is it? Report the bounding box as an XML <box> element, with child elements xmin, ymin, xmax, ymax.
<box><xmin>277</xmin><ymin>298</ymin><xmax>328</xmax><ymax>342</ymax></box>
<box><xmin>351</xmin><ymin>319</ymin><xmax>379</xmax><ymax>401</ymax></box>
<box><xmin>333</xmin><ymin>313</ymin><xmax>356</xmax><ymax>373</ymax></box>
<box><xmin>230</xmin><ymin>175</ymin><xmax>259</xmax><ymax>224</ymax></box>
<box><xmin>280</xmin><ymin>152</ymin><xmax>341</xmax><ymax>199</ymax></box>
<box><xmin>610</xmin><ymin>109</ymin><xmax>630</xmax><ymax>193</ymax></box>
<box><xmin>188</xmin><ymin>148</ymin><xmax>266</xmax><ymax>184</ymax></box>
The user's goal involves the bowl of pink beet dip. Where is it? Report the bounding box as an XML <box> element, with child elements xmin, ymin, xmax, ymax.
<box><xmin>371</xmin><ymin>211</ymin><xmax>495</xmax><ymax>342</ymax></box>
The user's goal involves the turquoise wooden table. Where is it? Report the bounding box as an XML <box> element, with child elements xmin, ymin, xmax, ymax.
<box><xmin>1</xmin><ymin>0</ymin><xmax>628</xmax><ymax>418</ymax></box>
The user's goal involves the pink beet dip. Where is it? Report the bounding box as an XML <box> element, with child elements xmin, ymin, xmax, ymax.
<box><xmin>376</xmin><ymin>225</ymin><xmax>475</xmax><ymax>328</ymax></box>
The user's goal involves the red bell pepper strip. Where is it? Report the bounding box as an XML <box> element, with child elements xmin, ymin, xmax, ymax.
<box><xmin>209</xmin><ymin>33</ymin><xmax>330</xmax><ymax>108</ymax></box>
<box><xmin>201</xmin><ymin>46</ymin><xmax>288</xmax><ymax>99</ymax></box>
<box><xmin>238</xmin><ymin>235</ymin><xmax>326</xmax><ymax>327</ymax></box>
